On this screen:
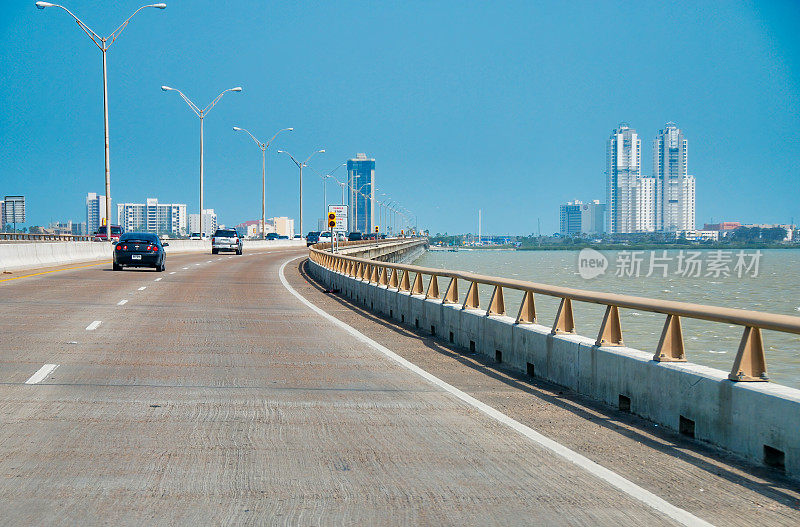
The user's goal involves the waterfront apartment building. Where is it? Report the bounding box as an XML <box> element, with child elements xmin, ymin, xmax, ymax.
<box><xmin>188</xmin><ymin>209</ymin><xmax>218</xmax><ymax>236</ymax></box>
<box><xmin>606</xmin><ymin>122</ymin><xmax>697</xmax><ymax>233</ymax></box>
<box><xmin>653</xmin><ymin>123</ymin><xmax>696</xmax><ymax>231</ymax></box>
<box><xmin>347</xmin><ymin>153</ymin><xmax>375</xmax><ymax>233</ymax></box>
<box><xmin>86</xmin><ymin>192</ymin><xmax>109</xmax><ymax>235</ymax></box>
<box><xmin>118</xmin><ymin>198</ymin><xmax>187</xmax><ymax>236</ymax></box>
<box><xmin>559</xmin><ymin>200</ymin><xmax>606</xmax><ymax>235</ymax></box>
<box><xmin>606</xmin><ymin>123</ymin><xmax>642</xmax><ymax>233</ymax></box>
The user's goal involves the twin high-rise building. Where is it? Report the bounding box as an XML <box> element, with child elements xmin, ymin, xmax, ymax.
<box><xmin>606</xmin><ymin>122</ymin><xmax>695</xmax><ymax>233</ymax></box>
<box><xmin>653</xmin><ymin>122</ymin><xmax>695</xmax><ymax>232</ymax></box>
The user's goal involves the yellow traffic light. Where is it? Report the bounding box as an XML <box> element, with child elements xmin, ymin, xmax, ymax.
<box><xmin>375</xmin><ymin>226</ymin><xmax>379</xmax><ymax>233</ymax></box>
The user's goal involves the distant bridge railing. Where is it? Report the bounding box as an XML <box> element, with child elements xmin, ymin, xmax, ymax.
<box><xmin>309</xmin><ymin>244</ymin><xmax>800</xmax><ymax>383</ymax></box>
<box><xmin>0</xmin><ymin>233</ymin><xmax>92</xmax><ymax>242</ymax></box>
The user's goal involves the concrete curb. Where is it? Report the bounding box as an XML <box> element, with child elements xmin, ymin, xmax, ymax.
<box><xmin>0</xmin><ymin>239</ymin><xmax>304</xmax><ymax>273</ymax></box>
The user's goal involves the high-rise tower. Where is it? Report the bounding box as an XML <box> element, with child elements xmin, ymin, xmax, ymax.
<box><xmin>606</xmin><ymin>123</ymin><xmax>642</xmax><ymax>233</ymax></box>
<box><xmin>653</xmin><ymin>122</ymin><xmax>695</xmax><ymax>231</ymax></box>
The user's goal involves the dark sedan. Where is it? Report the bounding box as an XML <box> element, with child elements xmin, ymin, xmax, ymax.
<box><xmin>113</xmin><ymin>233</ymin><xmax>168</xmax><ymax>272</ymax></box>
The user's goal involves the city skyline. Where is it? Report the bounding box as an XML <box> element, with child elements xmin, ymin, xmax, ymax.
<box><xmin>1</xmin><ymin>1</ymin><xmax>799</xmax><ymax>234</ymax></box>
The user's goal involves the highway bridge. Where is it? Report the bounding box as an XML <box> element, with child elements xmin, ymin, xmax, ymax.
<box><xmin>1</xmin><ymin>241</ymin><xmax>799</xmax><ymax>525</ymax></box>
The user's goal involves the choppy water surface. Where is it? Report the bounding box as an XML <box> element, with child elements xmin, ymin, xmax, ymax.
<box><xmin>413</xmin><ymin>248</ymin><xmax>800</xmax><ymax>389</ymax></box>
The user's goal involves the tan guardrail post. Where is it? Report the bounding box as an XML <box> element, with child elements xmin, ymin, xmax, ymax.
<box><xmin>411</xmin><ymin>272</ymin><xmax>424</xmax><ymax>295</ymax></box>
<box><xmin>399</xmin><ymin>270</ymin><xmax>411</xmax><ymax>292</ymax></box>
<box><xmin>443</xmin><ymin>278</ymin><xmax>459</xmax><ymax>304</ymax></box>
<box><xmin>654</xmin><ymin>314</ymin><xmax>686</xmax><ymax>361</ymax></box>
<box><xmin>378</xmin><ymin>267</ymin><xmax>389</xmax><ymax>286</ymax></box>
<box><xmin>516</xmin><ymin>291</ymin><xmax>536</xmax><ymax>324</ymax></box>
<box><xmin>389</xmin><ymin>268</ymin><xmax>399</xmax><ymax>289</ymax></box>
<box><xmin>487</xmin><ymin>286</ymin><xmax>506</xmax><ymax>316</ymax></box>
<box><xmin>552</xmin><ymin>298</ymin><xmax>576</xmax><ymax>334</ymax></box>
<box><xmin>370</xmin><ymin>265</ymin><xmax>379</xmax><ymax>283</ymax></box>
<box><xmin>463</xmin><ymin>282</ymin><xmax>480</xmax><ymax>310</ymax></box>
<box><xmin>596</xmin><ymin>305</ymin><xmax>624</xmax><ymax>346</ymax></box>
<box><xmin>728</xmin><ymin>326</ymin><xmax>768</xmax><ymax>381</ymax></box>
<box><xmin>426</xmin><ymin>275</ymin><xmax>440</xmax><ymax>299</ymax></box>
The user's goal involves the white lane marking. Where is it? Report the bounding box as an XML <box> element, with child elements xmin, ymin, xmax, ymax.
<box><xmin>228</xmin><ymin>256</ymin><xmax>233</xmax><ymax>259</ymax></box>
<box><xmin>154</xmin><ymin>277</ymin><xmax>162</xmax><ymax>282</ymax></box>
<box><xmin>277</xmin><ymin>257</ymin><xmax>712</xmax><ymax>527</ymax></box>
<box><xmin>138</xmin><ymin>286</ymin><xmax>146</xmax><ymax>291</ymax></box>
<box><xmin>182</xmin><ymin>267</ymin><xmax>189</xmax><ymax>270</ymax></box>
<box><xmin>85</xmin><ymin>320</ymin><xmax>102</xmax><ymax>331</ymax></box>
<box><xmin>195</xmin><ymin>263</ymin><xmax>201</xmax><ymax>266</ymax></box>
<box><xmin>25</xmin><ymin>364</ymin><xmax>59</xmax><ymax>385</ymax></box>
<box><xmin>207</xmin><ymin>260</ymin><xmax>213</xmax><ymax>263</ymax></box>
<box><xmin>117</xmin><ymin>299</ymin><xmax>128</xmax><ymax>306</ymax></box>
<box><xmin>169</xmin><ymin>271</ymin><xmax>176</xmax><ymax>275</ymax></box>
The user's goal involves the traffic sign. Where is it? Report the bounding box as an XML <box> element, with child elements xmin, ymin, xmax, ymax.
<box><xmin>327</xmin><ymin>205</ymin><xmax>348</xmax><ymax>232</ymax></box>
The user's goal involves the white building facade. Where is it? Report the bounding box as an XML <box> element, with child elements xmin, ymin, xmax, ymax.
<box><xmin>117</xmin><ymin>198</ymin><xmax>187</xmax><ymax>235</ymax></box>
<box><xmin>86</xmin><ymin>192</ymin><xmax>109</xmax><ymax>234</ymax></box>
<box><xmin>188</xmin><ymin>209</ymin><xmax>218</xmax><ymax>236</ymax></box>
<box><xmin>653</xmin><ymin>122</ymin><xmax>696</xmax><ymax>231</ymax></box>
<box><xmin>606</xmin><ymin>123</ymin><xmax>642</xmax><ymax>233</ymax></box>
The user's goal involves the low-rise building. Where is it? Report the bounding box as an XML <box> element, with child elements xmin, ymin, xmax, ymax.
<box><xmin>676</xmin><ymin>229</ymin><xmax>719</xmax><ymax>241</ymax></box>
<box><xmin>559</xmin><ymin>200</ymin><xmax>606</xmax><ymax>235</ymax></box>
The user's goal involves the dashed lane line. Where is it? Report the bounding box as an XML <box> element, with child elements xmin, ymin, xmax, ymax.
<box><xmin>117</xmin><ymin>299</ymin><xmax>128</xmax><ymax>306</ymax></box>
<box><xmin>154</xmin><ymin>277</ymin><xmax>162</xmax><ymax>282</ymax></box>
<box><xmin>277</xmin><ymin>257</ymin><xmax>713</xmax><ymax>527</ymax></box>
<box><xmin>25</xmin><ymin>364</ymin><xmax>59</xmax><ymax>385</ymax></box>
<box><xmin>169</xmin><ymin>271</ymin><xmax>176</xmax><ymax>275</ymax></box>
<box><xmin>137</xmin><ymin>286</ymin><xmax>146</xmax><ymax>291</ymax></box>
<box><xmin>85</xmin><ymin>320</ymin><xmax>102</xmax><ymax>331</ymax></box>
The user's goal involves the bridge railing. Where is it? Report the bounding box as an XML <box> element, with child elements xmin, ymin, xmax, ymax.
<box><xmin>309</xmin><ymin>244</ymin><xmax>800</xmax><ymax>383</ymax></box>
<box><xmin>0</xmin><ymin>233</ymin><xmax>92</xmax><ymax>242</ymax></box>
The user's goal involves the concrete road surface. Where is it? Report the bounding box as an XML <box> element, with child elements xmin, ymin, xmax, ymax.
<box><xmin>0</xmin><ymin>248</ymin><xmax>797</xmax><ymax>525</ymax></box>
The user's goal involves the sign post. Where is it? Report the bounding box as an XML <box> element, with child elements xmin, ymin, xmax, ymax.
<box><xmin>327</xmin><ymin>212</ymin><xmax>336</xmax><ymax>252</ymax></box>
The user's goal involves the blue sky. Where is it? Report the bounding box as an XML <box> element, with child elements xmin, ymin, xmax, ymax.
<box><xmin>1</xmin><ymin>0</ymin><xmax>799</xmax><ymax>234</ymax></box>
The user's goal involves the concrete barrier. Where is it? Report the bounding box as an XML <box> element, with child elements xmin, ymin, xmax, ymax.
<box><xmin>309</xmin><ymin>256</ymin><xmax>800</xmax><ymax>478</ymax></box>
<box><xmin>0</xmin><ymin>239</ymin><xmax>304</xmax><ymax>273</ymax></box>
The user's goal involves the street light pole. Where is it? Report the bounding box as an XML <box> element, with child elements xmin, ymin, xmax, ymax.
<box><xmin>318</xmin><ymin>163</ymin><xmax>346</xmax><ymax>225</ymax></box>
<box><xmin>36</xmin><ymin>2</ymin><xmax>167</xmax><ymax>241</ymax></box>
<box><xmin>162</xmin><ymin>85</ymin><xmax>242</xmax><ymax>237</ymax></box>
<box><xmin>233</xmin><ymin>126</ymin><xmax>293</xmax><ymax>238</ymax></box>
<box><xmin>278</xmin><ymin>149</ymin><xmax>325</xmax><ymax>238</ymax></box>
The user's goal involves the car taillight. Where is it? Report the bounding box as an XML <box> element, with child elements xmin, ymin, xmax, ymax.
<box><xmin>122</xmin><ymin>245</ymin><xmax>128</xmax><ymax>250</ymax></box>
<box><xmin>115</xmin><ymin>245</ymin><xmax>121</xmax><ymax>251</ymax></box>
<box><xmin>211</xmin><ymin>237</ymin><xmax>215</xmax><ymax>243</ymax></box>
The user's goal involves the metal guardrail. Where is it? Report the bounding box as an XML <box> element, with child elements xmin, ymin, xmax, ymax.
<box><xmin>0</xmin><ymin>233</ymin><xmax>92</xmax><ymax>241</ymax></box>
<box><xmin>309</xmin><ymin>242</ymin><xmax>800</xmax><ymax>382</ymax></box>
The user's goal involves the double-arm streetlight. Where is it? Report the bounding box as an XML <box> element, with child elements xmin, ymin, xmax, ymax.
<box><xmin>162</xmin><ymin>85</ymin><xmax>242</xmax><ymax>236</ymax></box>
<box><xmin>36</xmin><ymin>2</ymin><xmax>167</xmax><ymax>240</ymax></box>
<box><xmin>233</xmin><ymin>126</ymin><xmax>293</xmax><ymax>239</ymax></box>
<box><xmin>318</xmin><ymin>163</ymin><xmax>346</xmax><ymax>220</ymax></box>
<box><xmin>277</xmin><ymin>149</ymin><xmax>325</xmax><ymax>238</ymax></box>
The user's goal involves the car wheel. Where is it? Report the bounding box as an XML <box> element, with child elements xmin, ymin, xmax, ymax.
<box><xmin>212</xmin><ymin>248</ymin><xmax>218</xmax><ymax>254</ymax></box>
<box><xmin>113</xmin><ymin>263</ymin><xmax>122</xmax><ymax>271</ymax></box>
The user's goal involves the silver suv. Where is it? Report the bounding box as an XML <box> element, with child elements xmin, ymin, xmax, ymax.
<box><xmin>212</xmin><ymin>229</ymin><xmax>243</xmax><ymax>255</ymax></box>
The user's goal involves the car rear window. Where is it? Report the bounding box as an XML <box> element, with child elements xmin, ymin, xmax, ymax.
<box><xmin>214</xmin><ymin>230</ymin><xmax>238</xmax><ymax>237</ymax></box>
<box><xmin>119</xmin><ymin>234</ymin><xmax>158</xmax><ymax>243</ymax></box>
